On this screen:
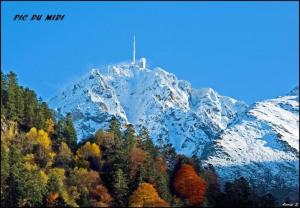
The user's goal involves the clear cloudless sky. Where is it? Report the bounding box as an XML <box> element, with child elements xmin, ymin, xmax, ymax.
<box><xmin>1</xmin><ymin>1</ymin><xmax>299</xmax><ymax>104</ymax></box>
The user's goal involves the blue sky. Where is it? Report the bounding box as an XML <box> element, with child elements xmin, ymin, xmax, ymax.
<box><xmin>1</xmin><ymin>1</ymin><xmax>299</xmax><ymax>104</ymax></box>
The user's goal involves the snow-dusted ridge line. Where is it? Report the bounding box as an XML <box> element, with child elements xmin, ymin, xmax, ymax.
<box><xmin>203</xmin><ymin>86</ymin><xmax>299</xmax><ymax>200</ymax></box>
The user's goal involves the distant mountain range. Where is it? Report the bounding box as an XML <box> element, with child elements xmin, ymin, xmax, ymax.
<box><xmin>49</xmin><ymin>62</ymin><xmax>299</xmax><ymax>201</ymax></box>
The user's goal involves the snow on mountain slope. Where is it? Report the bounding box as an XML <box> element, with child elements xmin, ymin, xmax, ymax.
<box><xmin>49</xmin><ymin>68</ymin><xmax>128</xmax><ymax>140</ymax></box>
<box><xmin>49</xmin><ymin>62</ymin><xmax>247</xmax><ymax>155</ymax></box>
<box><xmin>203</xmin><ymin>86</ymin><xmax>299</xmax><ymax>200</ymax></box>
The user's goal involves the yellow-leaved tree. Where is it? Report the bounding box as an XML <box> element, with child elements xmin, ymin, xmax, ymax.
<box><xmin>76</xmin><ymin>142</ymin><xmax>100</xmax><ymax>159</ymax></box>
<box><xmin>76</xmin><ymin>142</ymin><xmax>101</xmax><ymax>170</ymax></box>
<box><xmin>23</xmin><ymin>153</ymin><xmax>38</xmax><ymax>171</ymax></box>
<box><xmin>129</xmin><ymin>183</ymin><xmax>169</xmax><ymax>207</ymax></box>
<box><xmin>26</xmin><ymin>127</ymin><xmax>51</xmax><ymax>149</ymax></box>
<box><xmin>26</xmin><ymin>127</ymin><xmax>55</xmax><ymax>168</ymax></box>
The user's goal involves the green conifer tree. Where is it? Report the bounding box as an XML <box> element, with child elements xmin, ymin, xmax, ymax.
<box><xmin>6</xmin><ymin>72</ymin><xmax>18</xmax><ymax>120</ymax></box>
<box><xmin>15</xmin><ymin>86</ymin><xmax>25</xmax><ymax>123</ymax></box>
<box><xmin>124</xmin><ymin>124</ymin><xmax>136</xmax><ymax>152</ymax></box>
<box><xmin>64</xmin><ymin>113</ymin><xmax>77</xmax><ymax>151</ymax></box>
<box><xmin>109</xmin><ymin>116</ymin><xmax>121</xmax><ymax>146</ymax></box>
<box><xmin>139</xmin><ymin>126</ymin><xmax>157</xmax><ymax>158</ymax></box>
<box><xmin>23</xmin><ymin>88</ymin><xmax>37</xmax><ymax>128</ymax></box>
<box><xmin>112</xmin><ymin>169</ymin><xmax>129</xmax><ymax>207</ymax></box>
<box><xmin>1</xmin><ymin>143</ymin><xmax>9</xmax><ymax>206</ymax></box>
<box><xmin>7</xmin><ymin>145</ymin><xmax>23</xmax><ymax>207</ymax></box>
<box><xmin>1</xmin><ymin>71</ymin><xmax>8</xmax><ymax>116</ymax></box>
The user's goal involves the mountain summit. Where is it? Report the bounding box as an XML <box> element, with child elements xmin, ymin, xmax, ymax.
<box><xmin>49</xmin><ymin>62</ymin><xmax>247</xmax><ymax>156</ymax></box>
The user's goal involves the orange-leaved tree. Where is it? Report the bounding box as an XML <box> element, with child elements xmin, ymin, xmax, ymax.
<box><xmin>173</xmin><ymin>164</ymin><xmax>207</xmax><ymax>205</ymax></box>
<box><xmin>90</xmin><ymin>184</ymin><xmax>113</xmax><ymax>207</ymax></box>
<box><xmin>129</xmin><ymin>182</ymin><xmax>169</xmax><ymax>207</ymax></box>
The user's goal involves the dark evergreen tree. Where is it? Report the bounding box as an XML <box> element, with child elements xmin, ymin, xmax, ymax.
<box><xmin>109</xmin><ymin>116</ymin><xmax>121</xmax><ymax>145</ymax></box>
<box><xmin>47</xmin><ymin>174</ymin><xmax>62</xmax><ymax>194</ymax></box>
<box><xmin>35</xmin><ymin>100</ymin><xmax>46</xmax><ymax>130</ymax></box>
<box><xmin>215</xmin><ymin>177</ymin><xmax>259</xmax><ymax>207</ymax></box>
<box><xmin>0</xmin><ymin>143</ymin><xmax>9</xmax><ymax>206</ymax></box>
<box><xmin>257</xmin><ymin>193</ymin><xmax>277</xmax><ymax>207</ymax></box>
<box><xmin>110</xmin><ymin>141</ymin><xmax>129</xmax><ymax>174</ymax></box>
<box><xmin>139</xmin><ymin>126</ymin><xmax>157</xmax><ymax>158</ymax></box>
<box><xmin>23</xmin><ymin>88</ymin><xmax>37</xmax><ymax>128</ymax></box>
<box><xmin>7</xmin><ymin>145</ymin><xmax>23</xmax><ymax>207</ymax></box>
<box><xmin>15</xmin><ymin>86</ymin><xmax>25</xmax><ymax>123</ymax></box>
<box><xmin>54</xmin><ymin>114</ymin><xmax>77</xmax><ymax>151</ymax></box>
<box><xmin>160</xmin><ymin>143</ymin><xmax>177</xmax><ymax>171</ymax></box>
<box><xmin>16</xmin><ymin>169</ymin><xmax>47</xmax><ymax>206</ymax></box>
<box><xmin>154</xmin><ymin>171</ymin><xmax>172</xmax><ymax>203</ymax></box>
<box><xmin>1</xmin><ymin>71</ymin><xmax>8</xmax><ymax>116</ymax></box>
<box><xmin>40</xmin><ymin>101</ymin><xmax>54</xmax><ymax>121</ymax></box>
<box><xmin>132</xmin><ymin>164</ymin><xmax>146</xmax><ymax>189</ymax></box>
<box><xmin>204</xmin><ymin>164</ymin><xmax>221</xmax><ymax>207</ymax></box>
<box><xmin>64</xmin><ymin>113</ymin><xmax>77</xmax><ymax>151</ymax></box>
<box><xmin>6</xmin><ymin>72</ymin><xmax>18</xmax><ymax>120</ymax></box>
<box><xmin>111</xmin><ymin>169</ymin><xmax>129</xmax><ymax>207</ymax></box>
<box><xmin>78</xmin><ymin>188</ymin><xmax>91</xmax><ymax>207</ymax></box>
<box><xmin>124</xmin><ymin>124</ymin><xmax>137</xmax><ymax>152</ymax></box>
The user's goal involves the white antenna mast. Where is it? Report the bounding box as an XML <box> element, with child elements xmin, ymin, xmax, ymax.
<box><xmin>133</xmin><ymin>35</ymin><xmax>136</xmax><ymax>65</ymax></box>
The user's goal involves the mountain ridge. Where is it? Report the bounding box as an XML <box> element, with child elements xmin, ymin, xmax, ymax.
<box><xmin>49</xmin><ymin>62</ymin><xmax>248</xmax><ymax>156</ymax></box>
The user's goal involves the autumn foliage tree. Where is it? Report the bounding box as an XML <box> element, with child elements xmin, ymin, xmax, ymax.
<box><xmin>90</xmin><ymin>184</ymin><xmax>113</xmax><ymax>207</ymax></box>
<box><xmin>76</xmin><ymin>142</ymin><xmax>101</xmax><ymax>159</ymax></box>
<box><xmin>173</xmin><ymin>164</ymin><xmax>207</xmax><ymax>206</ymax></box>
<box><xmin>129</xmin><ymin>183</ymin><xmax>169</xmax><ymax>207</ymax></box>
<box><xmin>129</xmin><ymin>147</ymin><xmax>148</xmax><ymax>178</ymax></box>
<box><xmin>95</xmin><ymin>130</ymin><xmax>114</xmax><ymax>148</ymax></box>
<box><xmin>26</xmin><ymin>127</ymin><xmax>55</xmax><ymax>168</ymax></box>
<box><xmin>76</xmin><ymin>142</ymin><xmax>101</xmax><ymax>170</ymax></box>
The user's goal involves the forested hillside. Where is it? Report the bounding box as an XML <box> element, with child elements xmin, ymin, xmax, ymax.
<box><xmin>1</xmin><ymin>71</ymin><xmax>279</xmax><ymax>207</ymax></box>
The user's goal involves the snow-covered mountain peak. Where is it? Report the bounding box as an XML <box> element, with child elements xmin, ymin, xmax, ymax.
<box><xmin>49</xmin><ymin>62</ymin><xmax>247</xmax><ymax>155</ymax></box>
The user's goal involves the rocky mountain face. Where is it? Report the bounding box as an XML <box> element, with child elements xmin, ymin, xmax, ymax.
<box><xmin>49</xmin><ymin>63</ymin><xmax>299</xmax><ymax>201</ymax></box>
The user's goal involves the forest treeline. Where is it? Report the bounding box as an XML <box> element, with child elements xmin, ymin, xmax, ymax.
<box><xmin>1</xmin><ymin>71</ymin><xmax>278</xmax><ymax>207</ymax></box>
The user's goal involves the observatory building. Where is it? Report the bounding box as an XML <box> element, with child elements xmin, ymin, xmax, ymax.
<box><xmin>139</xmin><ymin>57</ymin><xmax>146</xmax><ymax>69</ymax></box>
